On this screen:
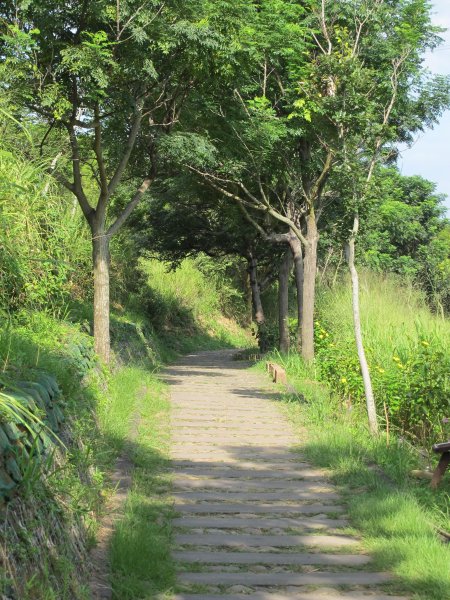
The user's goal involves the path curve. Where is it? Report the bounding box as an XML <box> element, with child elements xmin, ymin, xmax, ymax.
<box><xmin>166</xmin><ymin>349</ymin><xmax>407</xmax><ymax>600</ymax></box>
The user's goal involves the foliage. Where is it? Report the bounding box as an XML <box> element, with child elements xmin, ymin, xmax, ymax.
<box><xmin>0</xmin><ymin>147</ymin><xmax>90</xmax><ymax>313</ymax></box>
<box><xmin>313</xmin><ymin>273</ymin><xmax>449</xmax><ymax>443</ymax></box>
<box><xmin>137</xmin><ymin>256</ymin><xmax>252</xmax><ymax>352</ymax></box>
<box><xmin>361</xmin><ymin>168</ymin><xmax>449</xmax><ymax>308</ymax></box>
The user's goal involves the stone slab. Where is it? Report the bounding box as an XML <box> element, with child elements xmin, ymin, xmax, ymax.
<box><xmin>173</xmin><ymin>550</ymin><xmax>370</xmax><ymax>566</ymax></box>
<box><xmin>175</xmin><ymin>594</ymin><xmax>409</xmax><ymax>600</ymax></box>
<box><xmin>171</xmin><ymin>453</ymin><xmax>302</xmax><ymax>462</ymax></box>
<box><xmin>172</xmin><ymin>459</ymin><xmax>307</xmax><ymax>468</ymax></box>
<box><xmin>179</xmin><ymin>571</ymin><xmax>392</xmax><ymax>585</ymax></box>
<box><xmin>173</xmin><ymin>467</ymin><xmax>317</xmax><ymax>479</ymax></box>
<box><xmin>175</xmin><ymin>503</ymin><xmax>343</xmax><ymax>515</ymax></box>
<box><xmin>175</xmin><ymin>533</ymin><xmax>359</xmax><ymax>548</ymax></box>
<box><xmin>173</xmin><ymin>515</ymin><xmax>348</xmax><ymax>529</ymax></box>
<box><xmin>173</xmin><ymin>491</ymin><xmax>339</xmax><ymax>502</ymax></box>
<box><xmin>174</xmin><ymin>516</ymin><xmax>348</xmax><ymax>530</ymax></box>
<box><xmin>172</xmin><ymin>425</ymin><xmax>291</xmax><ymax>433</ymax></box>
<box><xmin>174</xmin><ymin>477</ymin><xmax>326</xmax><ymax>490</ymax></box>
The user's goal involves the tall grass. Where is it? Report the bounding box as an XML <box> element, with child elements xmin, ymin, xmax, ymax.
<box><xmin>310</xmin><ymin>272</ymin><xmax>450</xmax><ymax>441</ymax></box>
<box><xmin>317</xmin><ymin>271</ymin><xmax>449</xmax><ymax>367</ymax></box>
<box><xmin>0</xmin><ymin>148</ymin><xmax>90</xmax><ymax>313</ymax></box>
<box><xmin>138</xmin><ymin>256</ymin><xmax>252</xmax><ymax>351</ymax></box>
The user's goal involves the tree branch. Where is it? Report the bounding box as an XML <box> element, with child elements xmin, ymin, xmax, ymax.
<box><xmin>93</xmin><ymin>103</ymin><xmax>109</xmax><ymax>221</ymax></box>
<box><xmin>107</xmin><ymin>99</ymin><xmax>144</xmax><ymax>197</ymax></box>
<box><xmin>107</xmin><ymin>176</ymin><xmax>153</xmax><ymax>237</ymax></box>
<box><xmin>66</xmin><ymin>121</ymin><xmax>94</xmax><ymax>223</ymax></box>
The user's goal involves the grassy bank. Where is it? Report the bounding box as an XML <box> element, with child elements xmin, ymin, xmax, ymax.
<box><xmin>0</xmin><ymin>252</ymin><xmax>250</xmax><ymax>598</ymax></box>
<box><xmin>258</xmin><ymin>273</ymin><xmax>450</xmax><ymax>600</ymax></box>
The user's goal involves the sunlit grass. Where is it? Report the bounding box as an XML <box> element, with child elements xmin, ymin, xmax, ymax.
<box><xmin>106</xmin><ymin>367</ymin><xmax>175</xmax><ymax>599</ymax></box>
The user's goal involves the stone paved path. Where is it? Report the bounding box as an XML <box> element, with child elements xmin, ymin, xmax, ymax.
<box><xmin>166</xmin><ymin>350</ymin><xmax>408</xmax><ymax>600</ymax></box>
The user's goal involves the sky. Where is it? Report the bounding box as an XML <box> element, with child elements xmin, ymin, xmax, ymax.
<box><xmin>398</xmin><ymin>0</ymin><xmax>450</xmax><ymax>212</ymax></box>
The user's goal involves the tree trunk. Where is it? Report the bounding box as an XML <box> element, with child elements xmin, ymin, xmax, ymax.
<box><xmin>248</xmin><ymin>255</ymin><xmax>265</xmax><ymax>326</ymax></box>
<box><xmin>92</xmin><ymin>231</ymin><xmax>111</xmax><ymax>363</ymax></box>
<box><xmin>346</xmin><ymin>215</ymin><xmax>378</xmax><ymax>435</ymax></box>
<box><xmin>278</xmin><ymin>249</ymin><xmax>292</xmax><ymax>354</ymax></box>
<box><xmin>301</xmin><ymin>212</ymin><xmax>318</xmax><ymax>362</ymax></box>
<box><xmin>288</xmin><ymin>232</ymin><xmax>303</xmax><ymax>351</ymax></box>
<box><xmin>245</xmin><ymin>269</ymin><xmax>253</xmax><ymax>327</ymax></box>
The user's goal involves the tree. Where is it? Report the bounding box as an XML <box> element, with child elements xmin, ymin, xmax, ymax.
<box><xmin>178</xmin><ymin>0</ymin><xmax>448</xmax><ymax>365</ymax></box>
<box><xmin>128</xmin><ymin>170</ymin><xmax>284</xmax><ymax>347</ymax></box>
<box><xmin>0</xmin><ymin>0</ymin><xmax>248</xmax><ymax>361</ymax></box>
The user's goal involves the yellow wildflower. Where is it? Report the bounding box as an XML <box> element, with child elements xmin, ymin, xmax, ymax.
<box><xmin>341</xmin><ymin>377</ymin><xmax>347</xmax><ymax>384</ymax></box>
<box><xmin>393</xmin><ymin>356</ymin><xmax>400</xmax><ymax>362</ymax></box>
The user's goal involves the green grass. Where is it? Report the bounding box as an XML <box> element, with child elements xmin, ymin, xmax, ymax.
<box><xmin>106</xmin><ymin>368</ymin><xmax>174</xmax><ymax>599</ymax></box>
<box><xmin>316</xmin><ymin>270</ymin><xmax>450</xmax><ymax>366</ymax></box>
<box><xmin>259</xmin><ymin>355</ymin><xmax>450</xmax><ymax>600</ymax></box>
<box><xmin>137</xmin><ymin>257</ymin><xmax>252</xmax><ymax>353</ymax></box>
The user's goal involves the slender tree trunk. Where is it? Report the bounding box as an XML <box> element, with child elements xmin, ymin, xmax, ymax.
<box><xmin>301</xmin><ymin>212</ymin><xmax>318</xmax><ymax>361</ymax></box>
<box><xmin>245</xmin><ymin>269</ymin><xmax>253</xmax><ymax>327</ymax></box>
<box><xmin>288</xmin><ymin>232</ymin><xmax>304</xmax><ymax>351</ymax></box>
<box><xmin>248</xmin><ymin>256</ymin><xmax>265</xmax><ymax>326</ymax></box>
<box><xmin>278</xmin><ymin>249</ymin><xmax>292</xmax><ymax>353</ymax></box>
<box><xmin>346</xmin><ymin>215</ymin><xmax>378</xmax><ymax>435</ymax></box>
<box><xmin>92</xmin><ymin>230</ymin><xmax>111</xmax><ymax>363</ymax></box>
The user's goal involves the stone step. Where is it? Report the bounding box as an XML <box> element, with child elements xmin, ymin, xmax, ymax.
<box><xmin>171</xmin><ymin>403</ymin><xmax>277</xmax><ymax>408</ymax></box>
<box><xmin>173</xmin><ymin>490</ymin><xmax>338</xmax><ymax>502</ymax></box>
<box><xmin>174</xmin><ymin>476</ymin><xmax>326</xmax><ymax>490</ymax></box>
<box><xmin>175</xmin><ymin>533</ymin><xmax>359</xmax><ymax>548</ymax></box>
<box><xmin>176</xmin><ymin>503</ymin><xmax>343</xmax><ymax>515</ymax></box>
<box><xmin>174</xmin><ymin>467</ymin><xmax>319</xmax><ymax>479</ymax></box>
<box><xmin>174</xmin><ymin>516</ymin><xmax>347</xmax><ymax>530</ymax></box>
<box><xmin>172</xmin><ymin>425</ymin><xmax>290</xmax><ymax>433</ymax></box>
<box><xmin>174</xmin><ymin>593</ymin><xmax>409</xmax><ymax>600</ymax></box>
<box><xmin>173</xmin><ymin>550</ymin><xmax>370</xmax><ymax>566</ymax></box>
<box><xmin>173</xmin><ymin>418</ymin><xmax>281</xmax><ymax>425</ymax></box>
<box><xmin>172</xmin><ymin>461</ymin><xmax>308</xmax><ymax>470</ymax></box>
<box><xmin>172</xmin><ymin>436</ymin><xmax>296</xmax><ymax>444</ymax></box>
<box><xmin>175</xmin><ymin>502</ymin><xmax>344</xmax><ymax>515</ymax></box>
<box><xmin>179</xmin><ymin>571</ymin><xmax>392</xmax><ymax>586</ymax></box>
<box><xmin>171</xmin><ymin>453</ymin><xmax>302</xmax><ymax>462</ymax></box>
